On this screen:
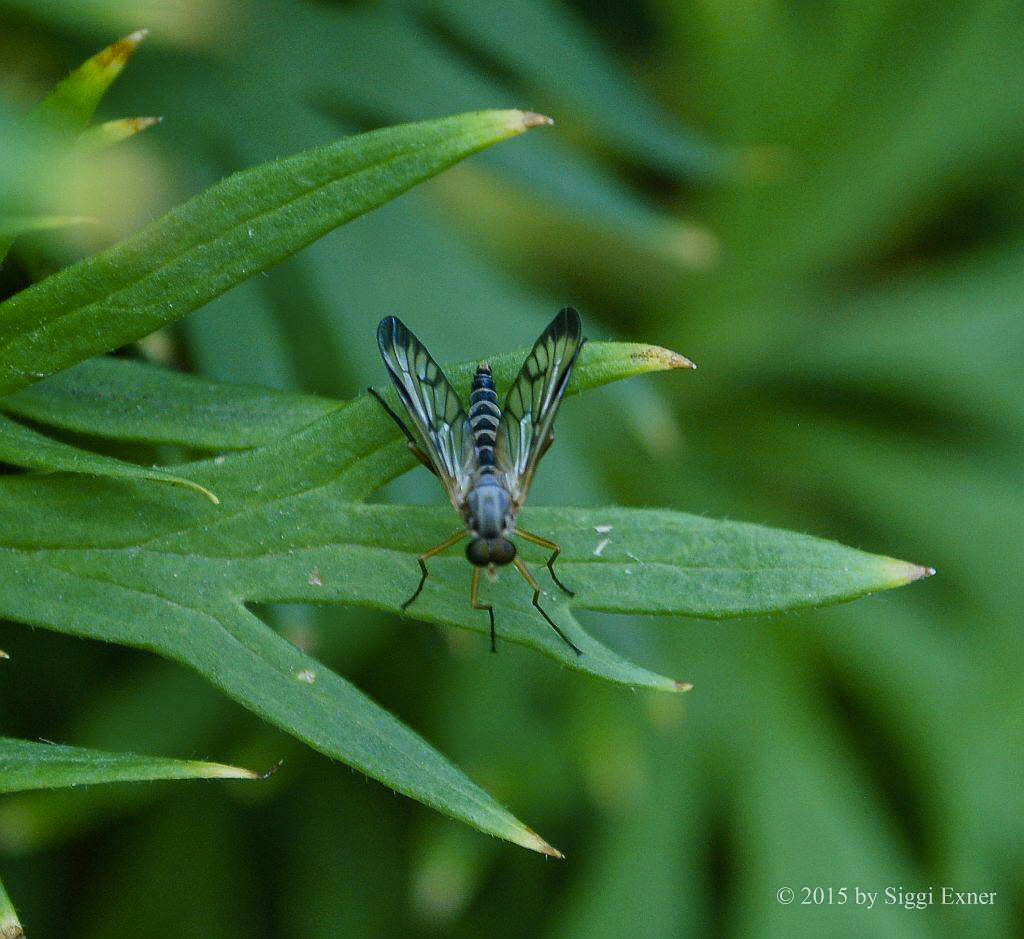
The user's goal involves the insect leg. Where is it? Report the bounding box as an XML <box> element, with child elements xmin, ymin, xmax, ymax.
<box><xmin>367</xmin><ymin>387</ymin><xmax>438</xmax><ymax>476</ymax></box>
<box><xmin>536</xmin><ymin>430</ymin><xmax>554</xmax><ymax>464</ymax></box>
<box><xmin>402</xmin><ymin>530</ymin><xmax>467</xmax><ymax>610</ymax></box>
<box><xmin>514</xmin><ymin>527</ymin><xmax>574</xmax><ymax>597</ymax></box>
<box><xmin>469</xmin><ymin>566</ymin><xmax>497</xmax><ymax>653</ymax></box>
<box><xmin>512</xmin><ymin>557</ymin><xmax>582</xmax><ymax>656</ymax></box>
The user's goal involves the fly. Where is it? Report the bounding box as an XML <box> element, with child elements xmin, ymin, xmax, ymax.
<box><xmin>369</xmin><ymin>307</ymin><xmax>585</xmax><ymax>655</ymax></box>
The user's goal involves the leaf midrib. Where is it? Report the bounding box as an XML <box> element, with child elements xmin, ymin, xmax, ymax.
<box><xmin>26</xmin><ymin>543</ymin><xmax>862</xmax><ymax>574</ymax></box>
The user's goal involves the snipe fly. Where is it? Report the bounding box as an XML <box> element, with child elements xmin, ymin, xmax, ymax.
<box><xmin>370</xmin><ymin>307</ymin><xmax>585</xmax><ymax>655</ymax></box>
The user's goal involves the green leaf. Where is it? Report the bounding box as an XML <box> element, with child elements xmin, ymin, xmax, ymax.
<box><xmin>0</xmin><ymin>356</ymin><xmax>338</xmax><ymax>450</ymax></box>
<box><xmin>0</xmin><ymin>109</ymin><xmax>552</xmax><ymax>396</ymax></box>
<box><xmin>0</xmin><ymin>108</ymin><xmax>76</xmax><ymax>267</ymax></box>
<box><xmin>510</xmin><ymin>506</ymin><xmax>933</xmax><ymax>616</ymax></box>
<box><xmin>0</xmin><ymin>736</ymin><xmax>259</xmax><ymax>792</ymax></box>
<box><xmin>0</xmin><ymin>339</ymin><xmax>690</xmax><ymax>853</ymax></box>
<box><xmin>0</xmin><ymin>338</ymin><xmax>929</xmax><ymax>852</ymax></box>
<box><xmin>0</xmin><ymin>875</ymin><xmax>21</xmax><ymax>939</ymax></box>
<box><xmin>73</xmin><ymin>116</ymin><xmax>162</xmax><ymax>154</ymax></box>
<box><xmin>429</xmin><ymin>0</ymin><xmax>728</xmax><ymax>178</ymax></box>
<box><xmin>32</xmin><ymin>29</ymin><xmax>149</xmax><ymax>132</ymax></box>
<box><xmin>0</xmin><ymin>31</ymin><xmax>152</xmax><ymax>270</ymax></box>
<box><xmin>0</xmin><ymin>412</ymin><xmax>219</xmax><ymax>503</ymax></box>
<box><xmin>0</xmin><ymin>216</ymin><xmax>94</xmax><ymax>270</ymax></box>
<box><xmin>0</xmin><ymin>216</ymin><xmax>95</xmax><ymax>240</ymax></box>
<box><xmin>0</xmin><ymin>735</ymin><xmax>259</xmax><ymax>936</ymax></box>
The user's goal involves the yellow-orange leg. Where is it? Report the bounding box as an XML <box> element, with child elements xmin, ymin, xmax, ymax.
<box><xmin>470</xmin><ymin>566</ymin><xmax>497</xmax><ymax>652</ymax></box>
<box><xmin>402</xmin><ymin>530</ymin><xmax>467</xmax><ymax>610</ymax></box>
<box><xmin>512</xmin><ymin>557</ymin><xmax>582</xmax><ymax>656</ymax></box>
<box><xmin>514</xmin><ymin>527</ymin><xmax>574</xmax><ymax>597</ymax></box>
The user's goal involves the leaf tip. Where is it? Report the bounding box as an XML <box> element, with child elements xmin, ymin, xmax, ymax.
<box><xmin>98</xmin><ymin>29</ymin><xmax>149</xmax><ymax>69</ymax></box>
<box><xmin>196</xmin><ymin>484</ymin><xmax>221</xmax><ymax>505</ymax></box>
<box><xmin>0</xmin><ymin>649</ymin><xmax>8</xmax><ymax>660</ymax></box>
<box><xmin>520</xmin><ymin>111</ymin><xmax>554</xmax><ymax>128</ymax></box>
<box><xmin>674</xmin><ymin>680</ymin><xmax>694</xmax><ymax>693</ymax></box>
<box><xmin>0</xmin><ymin>917</ymin><xmax>24</xmax><ymax>939</ymax></box>
<box><xmin>123</xmin><ymin>28</ymin><xmax>151</xmax><ymax>48</ymax></box>
<box><xmin>516</xmin><ymin>826</ymin><xmax>564</xmax><ymax>859</ymax></box>
<box><xmin>199</xmin><ymin>760</ymin><xmax>263</xmax><ymax>781</ymax></box>
<box><xmin>633</xmin><ymin>344</ymin><xmax>697</xmax><ymax>371</ymax></box>
<box><xmin>505</xmin><ymin>111</ymin><xmax>554</xmax><ymax>135</ymax></box>
<box><xmin>884</xmin><ymin>559</ymin><xmax>935</xmax><ymax>586</ymax></box>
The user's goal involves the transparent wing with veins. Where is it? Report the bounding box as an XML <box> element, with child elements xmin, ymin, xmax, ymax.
<box><xmin>376</xmin><ymin>316</ymin><xmax>473</xmax><ymax>509</ymax></box>
<box><xmin>494</xmin><ymin>307</ymin><xmax>584</xmax><ymax>509</ymax></box>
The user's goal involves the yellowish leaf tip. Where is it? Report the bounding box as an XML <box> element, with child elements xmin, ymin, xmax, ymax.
<box><xmin>674</xmin><ymin>680</ymin><xmax>694</xmax><ymax>693</ymax></box>
<box><xmin>519</xmin><ymin>826</ymin><xmax>564</xmax><ymax>859</ymax></box>
<box><xmin>0</xmin><ymin>649</ymin><xmax>9</xmax><ymax>660</ymax></box>
<box><xmin>194</xmin><ymin>483</ymin><xmax>221</xmax><ymax>505</ymax></box>
<box><xmin>0</xmin><ymin>920</ymin><xmax>24</xmax><ymax>939</ymax></box>
<box><xmin>512</xmin><ymin>111</ymin><xmax>554</xmax><ymax>132</ymax></box>
<box><xmin>168</xmin><ymin>476</ymin><xmax>219</xmax><ymax>504</ymax></box>
<box><xmin>205</xmin><ymin>762</ymin><xmax>261</xmax><ymax>780</ymax></box>
<box><xmin>97</xmin><ymin>29</ymin><xmax>149</xmax><ymax>70</ymax></box>
<box><xmin>522</xmin><ymin>112</ymin><xmax>554</xmax><ymax>127</ymax></box>
<box><xmin>632</xmin><ymin>344</ymin><xmax>697</xmax><ymax>371</ymax></box>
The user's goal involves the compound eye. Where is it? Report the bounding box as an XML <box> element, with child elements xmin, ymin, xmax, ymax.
<box><xmin>489</xmin><ymin>539</ymin><xmax>517</xmax><ymax>566</ymax></box>
<box><xmin>465</xmin><ymin>538</ymin><xmax>490</xmax><ymax>567</ymax></box>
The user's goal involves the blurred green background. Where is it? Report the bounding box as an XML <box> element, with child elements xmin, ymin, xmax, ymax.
<box><xmin>1</xmin><ymin>0</ymin><xmax>1021</xmax><ymax>935</ymax></box>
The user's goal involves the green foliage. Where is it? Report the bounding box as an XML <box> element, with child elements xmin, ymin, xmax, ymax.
<box><xmin>0</xmin><ymin>876</ymin><xmax>19</xmax><ymax>939</ymax></box>
<box><xmin>0</xmin><ymin>356</ymin><xmax>336</xmax><ymax>449</ymax></box>
<box><xmin>0</xmin><ymin>737</ymin><xmax>258</xmax><ymax>792</ymax></box>
<box><xmin>0</xmin><ymin>736</ymin><xmax>257</xmax><ymax>937</ymax></box>
<box><xmin>0</xmin><ymin>330</ymin><xmax>924</xmax><ymax>856</ymax></box>
<box><xmin>31</xmin><ymin>29</ymin><xmax>148</xmax><ymax>132</ymax></box>
<box><xmin>0</xmin><ymin>108</ymin><xmax>546</xmax><ymax>395</ymax></box>
<box><xmin>0</xmin><ymin>411</ymin><xmax>218</xmax><ymax>501</ymax></box>
<box><xmin>0</xmin><ymin>31</ymin><xmax>157</xmax><ymax>268</ymax></box>
<box><xmin>1</xmin><ymin>1</ymin><xmax>1015</xmax><ymax>936</ymax></box>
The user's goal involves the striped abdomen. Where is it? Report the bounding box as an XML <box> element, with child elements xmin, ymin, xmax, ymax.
<box><xmin>469</xmin><ymin>364</ymin><xmax>500</xmax><ymax>473</ymax></box>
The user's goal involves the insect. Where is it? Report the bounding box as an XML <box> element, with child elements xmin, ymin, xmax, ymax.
<box><xmin>370</xmin><ymin>307</ymin><xmax>585</xmax><ymax>655</ymax></box>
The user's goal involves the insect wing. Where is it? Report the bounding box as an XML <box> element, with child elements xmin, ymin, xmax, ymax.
<box><xmin>376</xmin><ymin>316</ymin><xmax>472</xmax><ymax>505</ymax></box>
<box><xmin>495</xmin><ymin>307</ymin><xmax>584</xmax><ymax>505</ymax></box>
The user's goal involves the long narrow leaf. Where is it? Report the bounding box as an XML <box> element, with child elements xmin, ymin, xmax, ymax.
<box><xmin>0</xmin><ymin>334</ymin><xmax>930</xmax><ymax>851</ymax></box>
<box><xmin>0</xmin><ymin>339</ymin><xmax>690</xmax><ymax>852</ymax></box>
<box><xmin>33</xmin><ymin>30</ymin><xmax>148</xmax><ymax>131</ymax></box>
<box><xmin>0</xmin><ymin>412</ymin><xmax>218</xmax><ymax>503</ymax></box>
<box><xmin>0</xmin><ymin>110</ymin><xmax>550</xmax><ymax>396</ymax></box>
<box><xmin>0</xmin><ymin>736</ymin><xmax>258</xmax><ymax>792</ymax></box>
<box><xmin>0</xmin><ymin>875</ymin><xmax>21</xmax><ymax>939</ymax></box>
<box><xmin>0</xmin><ymin>357</ymin><xmax>338</xmax><ymax>450</ymax></box>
